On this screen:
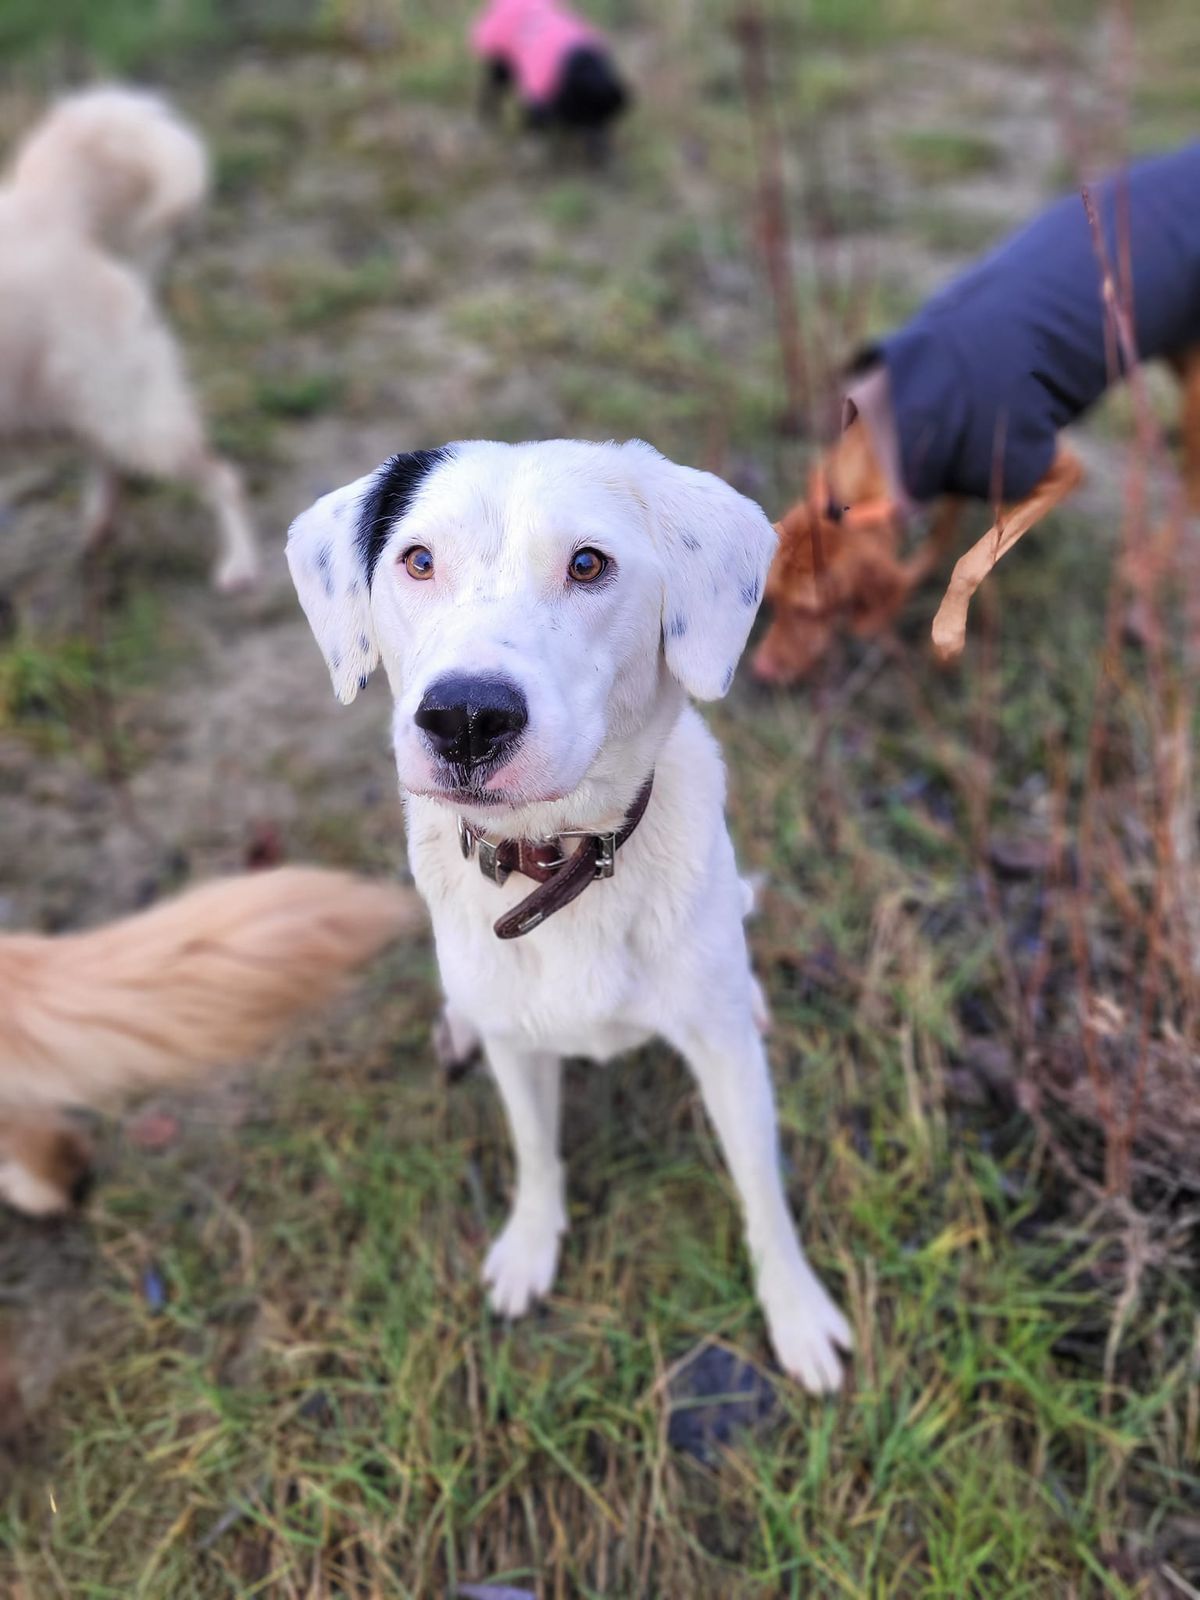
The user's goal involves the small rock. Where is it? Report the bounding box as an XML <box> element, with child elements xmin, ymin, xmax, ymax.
<box><xmin>666</xmin><ymin>1344</ymin><xmax>777</xmax><ymax>1462</ymax></box>
<box><xmin>987</xmin><ymin>833</ymin><xmax>1053</xmax><ymax>879</ymax></box>
<box><xmin>298</xmin><ymin>1389</ymin><xmax>334</xmax><ymax>1427</ymax></box>
<box><xmin>961</xmin><ymin>1036</ymin><xmax>1018</xmax><ymax>1102</ymax></box>
<box><xmin>945</xmin><ymin>1066</ymin><xmax>988</xmax><ymax>1107</ymax></box>
<box><xmin>141</xmin><ymin>1264</ymin><xmax>167</xmax><ymax>1314</ymax></box>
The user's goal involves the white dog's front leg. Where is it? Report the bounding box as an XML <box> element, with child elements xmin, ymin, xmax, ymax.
<box><xmin>482</xmin><ymin>1041</ymin><xmax>566</xmax><ymax>1318</ymax></box>
<box><xmin>680</xmin><ymin>1024</ymin><xmax>851</xmax><ymax>1393</ymax></box>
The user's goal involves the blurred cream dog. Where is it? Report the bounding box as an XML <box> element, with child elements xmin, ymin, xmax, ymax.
<box><xmin>288</xmin><ymin>439</ymin><xmax>852</xmax><ymax>1391</ymax></box>
<box><xmin>0</xmin><ymin>87</ymin><xmax>257</xmax><ymax>589</ymax></box>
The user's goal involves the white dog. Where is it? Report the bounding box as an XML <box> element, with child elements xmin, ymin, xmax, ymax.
<box><xmin>0</xmin><ymin>87</ymin><xmax>257</xmax><ymax>590</ymax></box>
<box><xmin>288</xmin><ymin>439</ymin><xmax>852</xmax><ymax>1391</ymax></box>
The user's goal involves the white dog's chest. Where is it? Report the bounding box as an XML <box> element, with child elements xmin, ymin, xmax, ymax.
<box><xmin>407</xmin><ymin>706</ymin><xmax>755</xmax><ymax>1063</ymax></box>
<box><xmin>430</xmin><ymin>887</ymin><xmax>667</xmax><ymax>1059</ymax></box>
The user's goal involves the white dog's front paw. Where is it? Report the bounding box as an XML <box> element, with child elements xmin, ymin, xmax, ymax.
<box><xmin>483</xmin><ymin>1203</ymin><xmax>565</xmax><ymax>1319</ymax></box>
<box><xmin>760</xmin><ymin>1263</ymin><xmax>853</xmax><ymax>1394</ymax></box>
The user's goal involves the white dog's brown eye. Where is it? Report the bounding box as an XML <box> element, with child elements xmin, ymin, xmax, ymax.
<box><xmin>568</xmin><ymin>548</ymin><xmax>608</xmax><ymax>584</ymax></box>
<box><xmin>402</xmin><ymin>546</ymin><xmax>434</xmax><ymax>580</ymax></box>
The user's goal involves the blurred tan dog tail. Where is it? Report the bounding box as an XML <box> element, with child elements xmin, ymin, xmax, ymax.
<box><xmin>0</xmin><ymin>868</ymin><xmax>423</xmax><ymax>1109</ymax></box>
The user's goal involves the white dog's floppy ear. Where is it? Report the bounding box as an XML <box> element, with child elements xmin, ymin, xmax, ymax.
<box><xmin>286</xmin><ymin>448</ymin><xmax>454</xmax><ymax>705</ymax></box>
<box><xmin>286</xmin><ymin>472</ymin><xmax>380</xmax><ymax>705</ymax></box>
<box><xmin>625</xmin><ymin>440</ymin><xmax>778</xmax><ymax>700</ymax></box>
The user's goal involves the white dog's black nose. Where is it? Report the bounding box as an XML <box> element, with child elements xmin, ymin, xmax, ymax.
<box><xmin>414</xmin><ymin>674</ymin><xmax>528</xmax><ymax>768</ymax></box>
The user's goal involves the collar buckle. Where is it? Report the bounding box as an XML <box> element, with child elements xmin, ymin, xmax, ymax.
<box><xmin>557</xmin><ymin>827</ymin><xmax>617</xmax><ymax>879</ymax></box>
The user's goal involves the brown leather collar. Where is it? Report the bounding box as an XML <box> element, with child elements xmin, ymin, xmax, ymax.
<box><xmin>457</xmin><ymin>775</ymin><xmax>654</xmax><ymax>940</ymax></box>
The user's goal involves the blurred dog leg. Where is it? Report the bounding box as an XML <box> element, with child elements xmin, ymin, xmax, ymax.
<box><xmin>931</xmin><ymin>445</ymin><xmax>1084</xmax><ymax>662</ymax></box>
<box><xmin>0</xmin><ymin>1112</ymin><xmax>92</xmax><ymax>1217</ymax></box>
<box><xmin>80</xmin><ymin>464</ymin><xmax>121</xmax><ymax>552</ymax></box>
<box><xmin>479</xmin><ymin>58</ymin><xmax>511</xmax><ymax>120</ymax></box>
<box><xmin>903</xmin><ymin>498</ymin><xmax>962</xmax><ymax>586</ymax></box>
<box><xmin>55</xmin><ymin>260</ymin><xmax>259</xmax><ymax>592</ymax></box>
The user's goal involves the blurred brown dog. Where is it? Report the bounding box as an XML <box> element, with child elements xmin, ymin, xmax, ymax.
<box><xmin>753</xmin><ymin>144</ymin><xmax>1200</xmax><ymax>686</ymax></box>
<box><xmin>753</xmin><ymin>424</ymin><xmax>961</xmax><ymax>685</ymax></box>
<box><xmin>0</xmin><ymin>868</ymin><xmax>422</xmax><ymax>1216</ymax></box>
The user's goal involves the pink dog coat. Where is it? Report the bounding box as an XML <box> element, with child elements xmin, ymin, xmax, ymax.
<box><xmin>472</xmin><ymin>0</ymin><xmax>602</xmax><ymax>106</ymax></box>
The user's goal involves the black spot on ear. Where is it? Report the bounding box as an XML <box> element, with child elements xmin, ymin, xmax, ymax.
<box><xmin>358</xmin><ymin>672</ymin><xmax>370</xmax><ymax>691</ymax></box>
<box><xmin>666</xmin><ymin>611</ymin><xmax>688</xmax><ymax>639</ymax></box>
<box><xmin>357</xmin><ymin>447</ymin><xmax>455</xmax><ymax>587</ymax></box>
<box><xmin>680</xmin><ymin>533</ymin><xmax>701</xmax><ymax>553</ymax></box>
<box><xmin>357</xmin><ymin>633</ymin><xmax>371</xmax><ymax>653</ymax></box>
<box><xmin>740</xmin><ymin>576</ymin><xmax>762</xmax><ymax>607</ymax></box>
<box><xmin>723</xmin><ymin>665</ymin><xmax>735</xmax><ymax>693</ymax></box>
<box><xmin>316</xmin><ymin>542</ymin><xmax>334</xmax><ymax>598</ymax></box>
<box><xmin>331</xmin><ymin>649</ymin><xmax>343</xmax><ymax>670</ymax></box>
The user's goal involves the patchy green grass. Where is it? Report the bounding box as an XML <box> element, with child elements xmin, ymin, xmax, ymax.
<box><xmin>0</xmin><ymin>593</ymin><xmax>173</xmax><ymax>751</ymax></box>
<box><xmin>0</xmin><ymin>630</ymin><xmax>96</xmax><ymax>739</ymax></box>
<box><xmin>0</xmin><ymin>0</ymin><xmax>222</xmax><ymax>72</ymax></box>
<box><xmin>895</xmin><ymin>129</ymin><xmax>1004</xmax><ymax>184</ymax></box>
<box><xmin>1</xmin><ymin>0</ymin><xmax>1200</xmax><ymax>1596</ymax></box>
<box><xmin>908</xmin><ymin>203</ymin><xmax>1007</xmax><ymax>257</ymax></box>
<box><xmin>273</xmin><ymin>255</ymin><xmax>401</xmax><ymax>330</ymax></box>
<box><xmin>256</xmin><ymin>369</ymin><xmax>346</xmax><ymax>419</ymax></box>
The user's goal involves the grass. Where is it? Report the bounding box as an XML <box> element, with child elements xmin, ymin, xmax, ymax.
<box><xmin>908</xmin><ymin>204</ymin><xmax>1007</xmax><ymax>257</ymax></box>
<box><xmin>256</xmin><ymin>369</ymin><xmax>346</xmax><ymax>419</ymax></box>
<box><xmin>894</xmin><ymin>130</ymin><xmax>1004</xmax><ymax>184</ymax></box>
<box><xmin>0</xmin><ymin>593</ymin><xmax>172</xmax><ymax>750</ymax></box>
<box><xmin>2</xmin><ymin>0</ymin><xmax>1200</xmax><ymax>1595</ymax></box>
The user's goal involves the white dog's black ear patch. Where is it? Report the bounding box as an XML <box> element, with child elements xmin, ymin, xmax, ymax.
<box><xmin>623</xmin><ymin>440</ymin><xmax>777</xmax><ymax>700</ymax></box>
<box><xmin>357</xmin><ymin>447</ymin><xmax>455</xmax><ymax>586</ymax></box>
<box><xmin>287</xmin><ymin>448</ymin><xmax>454</xmax><ymax>705</ymax></box>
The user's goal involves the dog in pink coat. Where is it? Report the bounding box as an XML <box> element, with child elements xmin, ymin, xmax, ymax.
<box><xmin>472</xmin><ymin>0</ymin><xmax>628</xmax><ymax>147</ymax></box>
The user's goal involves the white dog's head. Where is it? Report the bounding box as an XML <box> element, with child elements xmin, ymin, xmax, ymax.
<box><xmin>288</xmin><ymin>440</ymin><xmax>775</xmax><ymax>822</ymax></box>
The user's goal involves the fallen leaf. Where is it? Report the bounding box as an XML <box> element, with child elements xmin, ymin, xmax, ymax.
<box><xmin>126</xmin><ymin>1108</ymin><xmax>181</xmax><ymax>1152</ymax></box>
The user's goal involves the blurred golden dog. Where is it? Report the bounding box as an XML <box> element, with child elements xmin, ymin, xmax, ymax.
<box><xmin>0</xmin><ymin>868</ymin><xmax>422</xmax><ymax>1216</ymax></box>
